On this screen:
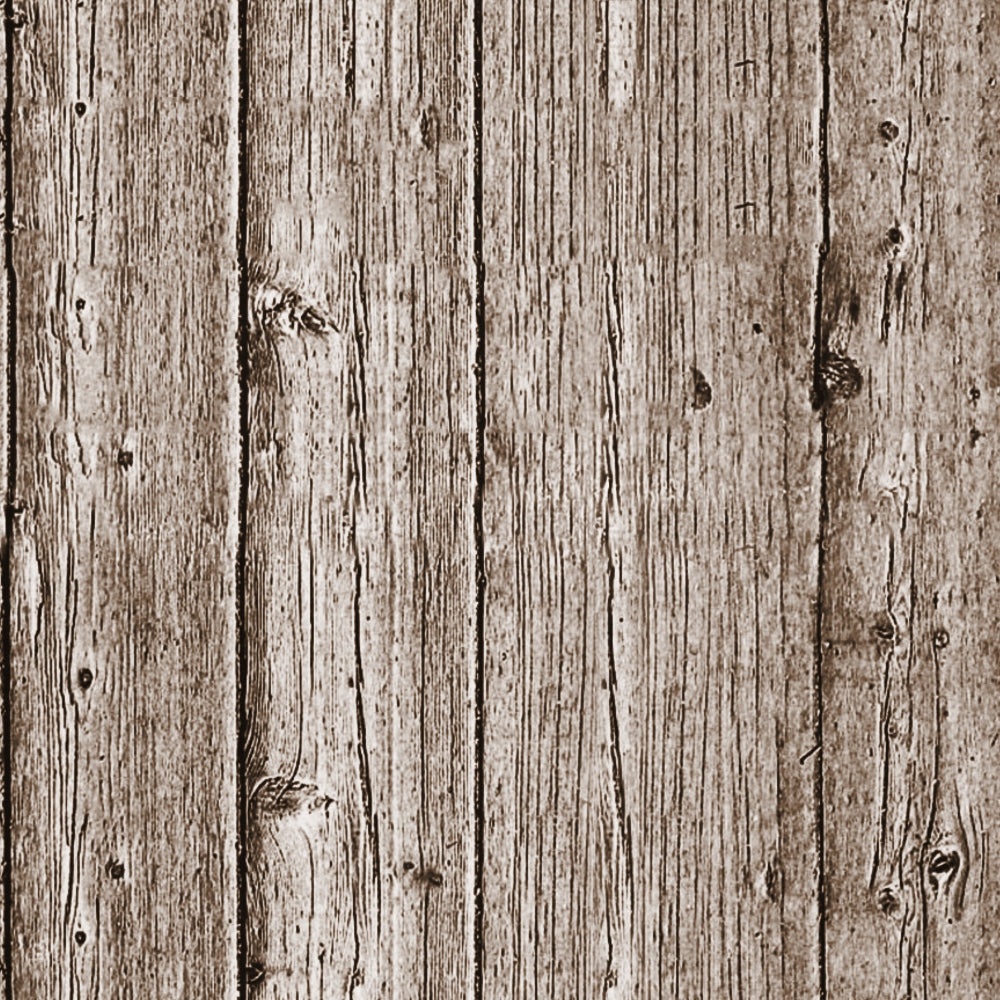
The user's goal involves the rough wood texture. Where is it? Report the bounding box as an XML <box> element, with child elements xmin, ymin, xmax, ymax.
<box><xmin>821</xmin><ymin>1</ymin><xmax>1000</xmax><ymax>996</ymax></box>
<box><xmin>5</xmin><ymin>1</ymin><xmax>1000</xmax><ymax>997</ymax></box>
<box><xmin>243</xmin><ymin>0</ymin><xmax>474</xmax><ymax>995</ymax></box>
<box><xmin>481</xmin><ymin>0</ymin><xmax>824</xmax><ymax>996</ymax></box>
<box><xmin>6</xmin><ymin>1</ymin><xmax>239</xmax><ymax>996</ymax></box>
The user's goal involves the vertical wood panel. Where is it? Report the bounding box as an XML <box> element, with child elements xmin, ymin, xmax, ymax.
<box><xmin>243</xmin><ymin>0</ymin><xmax>474</xmax><ymax>995</ymax></box>
<box><xmin>7</xmin><ymin>1</ymin><xmax>239</xmax><ymax>997</ymax></box>
<box><xmin>601</xmin><ymin>2</ymin><xmax>827</xmax><ymax>993</ymax></box>
<box><xmin>482</xmin><ymin>0</ymin><xmax>823</xmax><ymax>997</ymax></box>
<box><xmin>481</xmin><ymin>1</ymin><xmax>615</xmax><ymax>992</ymax></box>
<box><xmin>823</xmin><ymin>1</ymin><xmax>1000</xmax><ymax>995</ymax></box>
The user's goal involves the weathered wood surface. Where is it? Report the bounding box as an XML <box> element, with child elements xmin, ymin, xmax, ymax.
<box><xmin>481</xmin><ymin>0</ymin><xmax>824</xmax><ymax>996</ymax></box>
<box><xmin>2</xmin><ymin>0</ymin><xmax>999</xmax><ymax>997</ymax></box>
<box><xmin>820</xmin><ymin>1</ymin><xmax>1000</xmax><ymax>997</ymax></box>
<box><xmin>5</xmin><ymin>0</ymin><xmax>239</xmax><ymax>998</ymax></box>
<box><xmin>242</xmin><ymin>0</ymin><xmax>474</xmax><ymax>995</ymax></box>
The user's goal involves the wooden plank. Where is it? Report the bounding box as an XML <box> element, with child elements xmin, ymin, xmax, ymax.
<box><xmin>821</xmin><ymin>1</ymin><xmax>1000</xmax><ymax>995</ymax></box>
<box><xmin>6</xmin><ymin>0</ymin><xmax>239</xmax><ymax>997</ymax></box>
<box><xmin>242</xmin><ymin>0</ymin><xmax>474</xmax><ymax>995</ymax></box>
<box><xmin>481</xmin><ymin>0</ymin><xmax>823</xmax><ymax>996</ymax></box>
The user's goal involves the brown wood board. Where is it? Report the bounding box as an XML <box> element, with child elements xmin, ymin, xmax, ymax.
<box><xmin>0</xmin><ymin>1</ymin><xmax>996</xmax><ymax>997</ymax></box>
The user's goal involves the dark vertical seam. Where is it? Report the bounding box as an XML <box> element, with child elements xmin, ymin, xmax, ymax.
<box><xmin>351</xmin><ymin>554</ymin><xmax>380</xmax><ymax>932</ymax></box>
<box><xmin>812</xmin><ymin>0</ymin><xmax>831</xmax><ymax>996</ymax></box>
<box><xmin>236</xmin><ymin>0</ymin><xmax>250</xmax><ymax>993</ymax></box>
<box><xmin>472</xmin><ymin>0</ymin><xmax>485</xmax><ymax>993</ymax></box>
<box><xmin>2</xmin><ymin>3</ymin><xmax>16</xmax><ymax>997</ymax></box>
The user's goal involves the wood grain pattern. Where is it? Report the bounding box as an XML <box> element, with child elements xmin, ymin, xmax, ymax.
<box><xmin>481</xmin><ymin>0</ymin><xmax>824</xmax><ymax>996</ymax></box>
<box><xmin>821</xmin><ymin>0</ymin><xmax>1000</xmax><ymax>996</ymax></box>
<box><xmin>3</xmin><ymin>1</ymin><xmax>1000</xmax><ymax>996</ymax></box>
<box><xmin>6</xmin><ymin>0</ymin><xmax>239</xmax><ymax>997</ymax></box>
<box><xmin>243</xmin><ymin>0</ymin><xmax>474</xmax><ymax>995</ymax></box>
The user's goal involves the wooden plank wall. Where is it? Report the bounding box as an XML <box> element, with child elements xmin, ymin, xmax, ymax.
<box><xmin>0</xmin><ymin>0</ymin><xmax>997</xmax><ymax>998</ymax></box>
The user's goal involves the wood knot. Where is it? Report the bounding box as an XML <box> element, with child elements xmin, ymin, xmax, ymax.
<box><xmin>250</xmin><ymin>777</ymin><xmax>332</xmax><ymax>818</ymax></box>
<box><xmin>876</xmin><ymin>885</ymin><xmax>900</xmax><ymax>915</ymax></box>
<box><xmin>872</xmin><ymin>614</ymin><xmax>896</xmax><ymax>645</ymax></box>
<box><xmin>764</xmin><ymin>858</ymin><xmax>781</xmax><ymax>903</ymax></box>
<box><xmin>418</xmin><ymin>106</ymin><xmax>439</xmax><ymax>148</ymax></box>
<box><xmin>417</xmin><ymin>866</ymin><xmax>444</xmax><ymax>887</ymax></box>
<box><xmin>691</xmin><ymin>367</ymin><xmax>712</xmax><ymax>410</ymax></box>
<box><xmin>816</xmin><ymin>352</ymin><xmax>863</xmax><ymax>407</ymax></box>
<box><xmin>876</xmin><ymin>885</ymin><xmax>899</xmax><ymax>917</ymax></box>
<box><xmin>404</xmin><ymin>863</ymin><xmax>443</xmax><ymax>887</ymax></box>
<box><xmin>252</xmin><ymin>282</ymin><xmax>338</xmax><ymax>343</ymax></box>
<box><xmin>883</xmin><ymin>224</ymin><xmax>909</xmax><ymax>255</ymax></box>
<box><xmin>928</xmin><ymin>848</ymin><xmax>960</xmax><ymax>893</ymax></box>
<box><xmin>878</xmin><ymin>120</ymin><xmax>900</xmax><ymax>141</ymax></box>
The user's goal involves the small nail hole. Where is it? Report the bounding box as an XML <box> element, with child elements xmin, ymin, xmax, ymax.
<box><xmin>78</xmin><ymin>667</ymin><xmax>93</xmax><ymax>689</ymax></box>
<box><xmin>887</xmin><ymin>227</ymin><xmax>904</xmax><ymax>245</ymax></box>
<box><xmin>74</xmin><ymin>930</ymin><xmax>87</xmax><ymax>945</ymax></box>
<box><xmin>74</xmin><ymin>102</ymin><xmax>87</xmax><ymax>117</ymax></box>
<box><xmin>107</xmin><ymin>861</ymin><xmax>125</xmax><ymax>880</ymax></box>
<box><xmin>117</xmin><ymin>449</ymin><xmax>133</xmax><ymax>469</ymax></box>
<box><xmin>933</xmin><ymin>629</ymin><xmax>950</xmax><ymax>649</ymax></box>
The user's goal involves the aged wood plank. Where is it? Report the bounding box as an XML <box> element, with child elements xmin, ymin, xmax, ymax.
<box><xmin>481</xmin><ymin>0</ymin><xmax>823</xmax><ymax>996</ymax></box>
<box><xmin>243</xmin><ymin>0</ymin><xmax>474</xmax><ymax>995</ymax></box>
<box><xmin>6</xmin><ymin>0</ymin><xmax>239</xmax><ymax>997</ymax></box>
<box><xmin>821</xmin><ymin>1</ymin><xmax>1000</xmax><ymax>996</ymax></box>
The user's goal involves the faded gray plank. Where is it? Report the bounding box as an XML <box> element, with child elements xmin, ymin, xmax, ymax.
<box><xmin>821</xmin><ymin>1</ymin><xmax>1000</xmax><ymax>996</ymax></box>
<box><xmin>482</xmin><ymin>0</ymin><xmax>824</xmax><ymax>996</ymax></box>
<box><xmin>7</xmin><ymin>0</ymin><xmax>239</xmax><ymax>997</ymax></box>
<box><xmin>243</xmin><ymin>0</ymin><xmax>474</xmax><ymax>995</ymax></box>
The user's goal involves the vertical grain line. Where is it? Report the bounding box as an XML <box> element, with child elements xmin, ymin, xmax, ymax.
<box><xmin>605</xmin><ymin>557</ymin><xmax>633</xmax><ymax>909</ymax></box>
<box><xmin>811</xmin><ymin>0</ymin><xmax>830</xmax><ymax>406</ymax></box>
<box><xmin>812</xmin><ymin>0</ymin><xmax>830</xmax><ymax>996</ymax></box>
<box><xmin>1</xmin><ymin>2</ymin><xmax>15</xmax><ymax>996</ymax></box>
<box><xmin>471</xmin><ymin>0</ymin><xmax>485</xmax><ymax>992</ymax></box>
<box><xmin>603</xmin><ymin>263</ymin><xmax>632</xmax><ymax>917</ymax></box>
<box><xmin>236</xmin><ymin>0</ymin><xmax>250</xmax><ymax>992</ymax></box>
<box><xmin>351</xmin><ymin>555</ymin><xmax>380</xmax><ymax>931</ymax></box>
